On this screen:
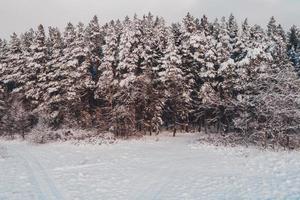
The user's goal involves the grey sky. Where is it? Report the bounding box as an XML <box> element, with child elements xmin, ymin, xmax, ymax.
<box><xmin>0</xmin><ymin>0</ymin><xmax>299</xmax><ymax>39</ymax></box>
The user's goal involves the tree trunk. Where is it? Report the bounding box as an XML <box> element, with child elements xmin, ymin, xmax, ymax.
<box><xmin>198</xmin><ymin>119</ymin><xmax>202</xmax><ymax>132</ymax></box>
<box><xmin>156</xmin><ymin>128</ymin><xmax>160</xmax><ymax>136</ymax></box>
<box><xmin>204</xmin><ymin>118</ymin><xmax>208</xmax><ymax>134</ymax></box>
<box><xmin>149</xmin><ymin>121</ymin><xmax>152</xmax><ymax>136</ymax></box>
<box><xmin>185</xmin><ymin>124</ymin><xmax>189</xmax><ymax>132</ymax></box>
<box><xmin>21</xmin><ymin>130</ymin><xmax>25</xmax><ymax>140</ymax></box>
<box><xmin>173</xmin><ymin>127</ymin><xmax>176</xmax><ymax>137</ymax></box>
<box><xmin>286</xmin><ymin>135</ymin><xmax>290</xmax><ymax>150</ymax></box>
<box><xmin>264</xmin><ymin>132</ymin><xmax>267</xmax><ymax>149</ymax></box>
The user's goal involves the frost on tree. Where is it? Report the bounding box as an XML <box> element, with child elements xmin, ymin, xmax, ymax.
<box><xmin>161</xmin><ymin>35</ymin><xmax>190</xmax><ymax>136</ymax></box>
<box><xmin>0</xmin><ymin>13</ymin><xmax>300</xmax><ymax>147</ymax></box>
<box><xmin>95</xmin><ymin>20</ymin><xmax>122</xmax><ymax>131</ymax></box>
<box><xmin>235</xmin><ymin>61</ymin><xmax>300</xmax><ymax>149</ymax></box>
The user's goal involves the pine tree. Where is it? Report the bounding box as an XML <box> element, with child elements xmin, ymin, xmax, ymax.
<box><xmin>235</xmin><ymin>60</ymin><xmax>300</xmax><ymax>148</ymax></box>
<box><xmin>24</xmin><ymin>24</ymin><xmax>48</xmax><ymax>108</ymax></box>
<box><xmin>170</xmin><ymin>23</ymin><xmax>183</xmax><ymax>47</ymax></box>
<box><xmin>96</xmin><ymin>20</ymin><xmax>120</xmax><ymax>100</ymax></box>
<box><xmin>41</xmin><ymin>22</ymin><xmax>89</xmax><ymax>127</ymax></box>
<box><xmin>61</xmin><ymin>22</ymin><xmax>78</xmax><ymax>106</ymax></box>
<box><xmin>267</xmin><ymin>16</ymin><xmax>277</xmax><ymax>37</ymax></box>
<box><xmin>241</xmin><ymin>18</ymin><xmax>251</xmax><ymax>49</ymax></box>
<box><xmin>64</xmin><ymin>22</ymin><xmax>95</xmax><ymax>127</ymax></box>
<box><xmin>288</xmin><ymin>25</ymin><xmax>299</xmax><ymax>50</ymax></box>
<box><xmin>47</xmin><ymin>27</ymin><xmax>64</xmax><ymax>60</ymax></box>
<box><xmin>110</xmin><ymin>15</ymin><xmax>144</xmax><ymax>136</ymax></box>
<box><xmin>20</xmin><ymin>29</ymin><xmax>34</xmax><ymax>53</ymax></box>
<box><xmin>117</xmin><ymin>15</ymin><xmax>143</xmax><ymax>83</ymax></box>
<box><xmin>85</xmin><ymin>15</ymin><xmax>104</xmax><ymax>77</ymax></box>
<box><xmin>36</xmin><ymin>23</ymin><xmax>75</xmax><ymax>127</ymax></box>
<box><xmin>200</xmin><ymin>15</ymin><xmax>210</xmax><ymax>36</ymax></box>
<box><xmin>0</xmin><ymin>39</ymin><xmax>9</xmax><ymax>83</ymax></box>
<box><xmin>1</xmin><ymin>13</ymin><xmax>300</xmax><ymax>144</ymax></box>
<box><xmin>140</xmin><ymin>14</ymin><xmax>168</xmax><ymax>135</ymax></box>
<box><xmin>227</xmin><ymin>14</ymin><xmax>242</xmax><ymax>61</ymax></box>
<box><xmin>180</xmin><ymin>13</ymin><xmax>206</xmax><ymax>100</ymax></box>
<box><xmin>288</xmin><ymin>47</ymin><xmax>300</xmax><ymax>73</ymax></box>
<box><xmin>0</xmin><ymin>84</ymin><xmax>7</xmax><ymax>135</ymax></box>
<box><xmin>95</xmin><ymin>20</ymin><xmax>122</xmax><ymax>131</ymax></box>
<box><xmin>266</xmin><ymin>17</ymin><xmax>288</xmax><ymax>62</ymax></box>
<box><xmin>2</xmin><ymin>33</ymin><xmax>24</xmax><ymax>91</ymax></box>
<box><xmin>287</xmin><ymin>25</ymin><xmax>300</xmax><ymax>72</ymax></box>
<box><xmin>39</xmin><ymin>27</ymin><xmax>65</xmax><ymax>127</ymax></box>
<box><xmin>161</xmin><ymin>35</ymin><xmax>190</xmax><ymax>136</ymax></box>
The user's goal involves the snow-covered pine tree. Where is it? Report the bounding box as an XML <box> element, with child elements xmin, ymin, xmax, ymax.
<box><xmin>161</xmin><ymin>35</ymin><xmax>190</xmax><ymax>136</ymax></box>
<box><xmin>1</xmin><ymin>12</ymin><xmax>299</xmax><ymax>143</ymax></box>
<box><xmin>219</xmin><ymin>16</ymin><xmax>253</xmax><ymax>100</ymax></box>
<box><xmin>0</xmin><ymin>84</ymin><xmax>7</xmax><ymax>135</ymax></box>
<box><xmin>39</xmin><ymin>22</ymin><xmax>90</xmax><ymax>128</ymax></box>
<box><xmin>18</xmin><ymin>29</ymin><xmax>35</xmax><ymax>86</ymax></box>
<box><xmin>197</xmin><ymin>16</ymin><xmax>232</xmax><ymax>133</ymax></box>
<box><xmin>0</xmin><ymin>39</ymin><xmax>9</xmax><ymax>84</ymax></box>
<box><xmin>24</xmin><ymin>25</ymin><xmax>48</xmax><ymax>109</ymax></box>
<box><xmin>232</xmin><ymin>23</ymin><xmax>273</xmax><ymax>136</ymax></box>
<box><xmin>200</xmin><ymin>15</ymin><xmax>211</xmax><ymax>36</ymax></box>
<box><xmin>267</xmin><ymin>16</ymin><xmax>277</xmax><ymax>37</ymax></box>
<box><xmin>116</xmin><ymin>15</ymin><xmax>142</xmax><ymax>83</ymax></box>
<box><xmin>0</xmin><ymin>43</ymin><xmax>35</xmax><ymax>138</ymax></box>
<box><xmin>287</xmin><ymin>25</ymin><xmax>300</xmax><ymax>72</ymax></box>
<box><xmin>38</xmin><ymin>27</ymin><xmax>65</xmax><ymax>127</ymax></box>
<box><xmin>96</xmin><ymin>20</ymin><xmax>120</xmax><ymax>99</ymax></box>
<box><xmin>111</xmin><ymin>15</ymin><xmax>144</xmax><ymax>136</ymax></box>
<box><xmin>227</xmin><ymin>14</ymin><xmax>245</xmax><ymax>62</ymax></box>
<box><xmin>287</xmin><ymin>25</ymin><xmax>299</xmax><ymax>51</ymax></box>
<box><xmin>266</xmin><ymin>17</ymin><xmax>288</xmax><ymax>63</ymax></box>
<box><xmin>131</xmin><ymin>13</ymin><xmax>157</xmax><ymax>134</ymax></box>
<box><xmin>38</xmin><ymin>22</ymin><xmax>77</xmax><ymax>127</ymax></box>
<box><xmin>85</xmin><ymin>15</ymin><xmax>104</xmax><ymax>79</ymax></box>
<box><xmin>179</xmin><ymin>13</ymin><xmax>199</xmax><ymax>93</ymax></box>
<box><xmin>170</xmin><ymin>22</ymin><xmax>183</xmax><ymax>48</ymax></box>
<box><xmin>179</xmin><ymin>13</ymin><xmax>211</xmax><ymax>123</ymax></box>
<box><xmin>63</xmin><ymin>22</ymin><xmax>96</xmax><ymax>127</ymax></box>
<box><xmin>0</xmin><ymin>35</ymin><xmax>36</xmax><ymax>136</ymax></box>
<box><xmin>20</xmin><ymin>29</ymin><xmax>34</xmax><ymax>51</ymax></box>
<box><xmin>191</xmin><ymin>27</ymin><xmax>218</xmax><ymax>130</ymax></box>
<box><xmin>235</xmin><ymin>59</ymin><xmax>300</xmax><ymax>149</ymax></box>
<box><xmin>61</xmin><ymin>22</ymin><xmax>80</xmax><ymax>107</ymax></box>
<box><xmin>95</xmin><ymin>20</ymin><xmax>122</xmax><ymax>131</ymax></box>
<box><xmin>216</xmin><ymin>17</ymin><xmax>231</xmax><ymax>61</ymax></box>
<box><xmin>195</xmin><ymin>26</ymin><xmax>221</xmax><ymax>132</ymax></box>
<box><xmin>139</xmin><ymin>14</ymin><xmax>167</xmax><ymax>135</ymax></box>
<box><xmin>1</xmin><ymin>33</ymin><xmax>24</xmax><ymax>92</ymax></box>
<box><xmin>47</xmin><ymin>27</ymin><xmax>64</xmax><ymax>59</ymax></box>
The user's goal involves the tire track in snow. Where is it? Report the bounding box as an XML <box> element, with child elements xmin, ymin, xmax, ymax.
<box><xmin>12</xmin><ymin>144</ymin><xmax>64</xmax><ymax>200</ymax></box>
<box><xmin>9</xmin><ymin>147</ymin><xmax>45</xmax><ymax>200</ymax></box>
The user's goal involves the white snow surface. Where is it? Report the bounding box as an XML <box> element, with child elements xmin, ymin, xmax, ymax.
<box><xmin>1</xmin><ymin>133</ymin><xmax>300</xmax><ymax>200</ymax></box>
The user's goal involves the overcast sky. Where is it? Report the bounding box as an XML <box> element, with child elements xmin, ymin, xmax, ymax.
<box><xmin>0</xmin><ymin>0</ymin><xmax>299</xmax><ymax>39</ymax></box>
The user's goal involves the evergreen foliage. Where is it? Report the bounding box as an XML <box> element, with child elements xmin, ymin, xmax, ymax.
<box><xmin>0</xmin><ymin>13</ymin><xmax>299</xmax><ymax>148</ymax></box>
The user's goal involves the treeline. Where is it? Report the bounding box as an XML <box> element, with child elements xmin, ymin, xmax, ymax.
<box><xmin>1</xmin><ymin>13</ymin><xmax>300</xmax><ymax>147</ymax></box>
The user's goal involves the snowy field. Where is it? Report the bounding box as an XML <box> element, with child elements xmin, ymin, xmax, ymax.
<box><xmin>1</xmin><ymin>133</ymin><xmax>300</xmax><ymax>200</ymax></box>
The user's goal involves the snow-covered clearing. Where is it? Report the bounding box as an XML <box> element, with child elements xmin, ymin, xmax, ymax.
<box><xmin>1</xmin><ymin>133</ymin><xmax>300</xmax><ymax>200</ymax></box>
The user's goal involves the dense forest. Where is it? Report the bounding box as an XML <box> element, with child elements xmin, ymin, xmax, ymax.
<box><xmin>1</xmin><ymin>13</ymin><xmax>300</xmax><ymax>147</ymax></box>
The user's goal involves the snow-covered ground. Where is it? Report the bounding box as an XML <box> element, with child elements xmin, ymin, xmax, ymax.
<box><xmin>1</xmin><ymin>133</ymin><xmax>300</xmax><ymax>200</ymax></box>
